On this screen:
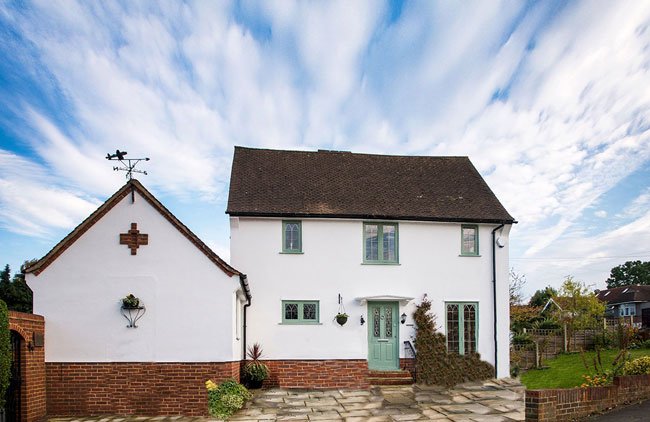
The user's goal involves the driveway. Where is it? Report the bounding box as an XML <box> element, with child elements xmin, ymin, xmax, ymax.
<box><xmin>231</xmin><ymin>378</ymin><xmax>524</xmax><ymax>421</ymax></box>
<box><xmin>47</xmin><ymin>378</ymin><xmax>524</xmax><ymax>422</ymax></box>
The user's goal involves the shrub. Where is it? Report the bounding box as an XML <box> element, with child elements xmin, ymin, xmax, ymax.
<box><xmin>205</xmin><ymin>378</ymin><xmax>251</xmax><ymax>419</ymax></box>
<box><xmin>580</xmin><ymin>348</ymin><xmax>628</xmax><ymax>387</ymax></box>
<box><xmin>624</xmin><ymin>356</ymin><xmax>650</xmax><ymax>375</ymax></box>
<box><xmin>0</xmin><ymin>300</ymin><xmax>10</xmax><ymax>408</ymax></box>
<box><xmin>511</xmin><ymin>332</ymin><xmax>533</xmax><ymax>345</ymax></box>
<box><xmin>532</xmin><ymin>318</ymin><xmax>561</xmax><ymax>330</ymax></box>
<box><xmin>243</xmin><ymin>343</ymin><xmax>270</xmax><ymax>386</ymax></box>
<box><xmin>414</xmin><ymin>295</ymin><xmax>494</xmax><ymax>387</ymax></box>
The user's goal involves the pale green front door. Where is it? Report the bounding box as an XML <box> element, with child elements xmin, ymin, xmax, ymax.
<box><xmin>367</xmin><ymin>301</ymin><xmax>399</xmax><ymax>370</ymax></box>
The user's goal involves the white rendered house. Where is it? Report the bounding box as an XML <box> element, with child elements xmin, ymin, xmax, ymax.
<box><xmin>23</xmin><ymin>146</ymin><xmax>515</xmax><ymax>415</ymax></box>
<box><xmin>227</xmin><ymin>147</ymin><xmax>515</xmax><ymax>385</ymax></box>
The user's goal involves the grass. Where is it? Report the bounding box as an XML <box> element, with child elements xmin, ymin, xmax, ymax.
<box><xmin>520</xmin><ymin>348</ymin><xmax>650</xmax><ymax>390</ymax></box>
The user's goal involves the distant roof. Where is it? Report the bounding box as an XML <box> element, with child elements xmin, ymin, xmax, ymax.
<box><xmin>25</xmin><ymin>179</ymin><xmax>241</xmax><ymax>278</ymax></box>
<box><xmin>596</xmin><ymin>285</ymin><xmax>650</xmax><ymax>305</ymax></box>
<box><xmin>226</xmin><ymin>147</ymin><xmax>515</xmax><ymax>223</ymax></box>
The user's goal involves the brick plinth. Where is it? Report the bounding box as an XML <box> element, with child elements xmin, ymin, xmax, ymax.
<box><xmin>526</xmin><ymin>374</ymin><xmax>650</xmax><ymax>421</ymax></box>
<box><xmin>45</xmin><ymin>361</ymin><xmax>240</xmax><ymax>416</ymax></box>
<box><xmin>9</xmin><ymin>311</ymin><xmax>46</xmax><ymax>422</ymax></box>
<box><xmin>400</xmin><ymin>358</ymin><xmax>415</xmax><ymax>374</ymax></box>
<box><xmin>261</xmin><ymin>359</ymin><xmax>369</xmax><ymax>389</ymax></box>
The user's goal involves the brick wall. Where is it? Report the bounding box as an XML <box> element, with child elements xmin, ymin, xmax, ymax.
<box><xmin>8</xmin><ymin>311</ymin><xmax>46</xmax><ymax>422</ymax></box>
<box><xmin>526</xmin><ymin>374</ymin><xmax>650</xmax><ymax>421</ymax></box>
<box><xmin>400</xmin><ymin>357</ymin><xmax>415</xmax><ymax>374</ymax></box>
<box><xmin>46</xmin><ymin>361</ymin><xmax>240</xmax><ymax>416</ymax></box>
<box><xmin>261</xmin><ymin>359</ymin><xmax>369</xmax><ymax>389</ymax></box>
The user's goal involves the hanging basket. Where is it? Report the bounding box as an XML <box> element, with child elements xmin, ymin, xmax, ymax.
<box><xmin>336</xmin><ymin>313</ymin><xmax>348</xmax><ymax>326</ymax></box>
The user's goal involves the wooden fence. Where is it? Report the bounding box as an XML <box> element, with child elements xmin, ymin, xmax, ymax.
<box><xmin>511</xmin><ymin>318</ymin><xmax>639</xmax><ymax>371</ymax></box>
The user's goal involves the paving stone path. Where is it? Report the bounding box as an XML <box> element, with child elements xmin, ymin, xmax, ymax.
<box><xmin>48</xmin><ymin>379</ymin><xmax>524</xmax><ymax>422</ymax></box>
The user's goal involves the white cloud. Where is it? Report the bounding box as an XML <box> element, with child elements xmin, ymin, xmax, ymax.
<box><xmin>0</xmin><ymin>0</ymin><xmax>649</xmax><ymax>290</ymax></box>
<box><xmin>0</xmin><ymin>150</ymin><xmax>100</xmax><ymax>237</ymax></box>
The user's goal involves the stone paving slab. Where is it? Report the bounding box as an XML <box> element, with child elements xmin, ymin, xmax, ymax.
<box><xmin>48</xmin><ymin>378</ymin><xmax>524</xmax><ymax>422</ymax></box>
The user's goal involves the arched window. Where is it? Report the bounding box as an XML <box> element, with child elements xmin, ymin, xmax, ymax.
<box><xmin>282</xmin><ymin>221</ymin><xmax>302</xmax><ymax>253</ymax></box>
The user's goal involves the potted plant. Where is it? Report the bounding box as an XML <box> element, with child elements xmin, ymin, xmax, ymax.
<box><xmin>121</xmin><ymin>294</ymin><xmax>141</xmax><ymax>309</ymax></box>
<box><xmin>335</xmin><ymin>312</ymin><xmax>348</xmax><ymax>326</ymax></box>
<box><xmin>243</xmin><ymin>343</ymin><xmax>269</xmax><ymax>389</ymax></box>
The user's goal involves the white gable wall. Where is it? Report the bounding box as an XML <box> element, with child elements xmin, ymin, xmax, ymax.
<box><xmin>27</xmin><ymin>190</ymin><xmax>243</xmax><ymax>363</ymax></box>
<box><xmin>230</xmin><ymin>217</ymin><xmax>511</xmax><ymax>377</ymax></box>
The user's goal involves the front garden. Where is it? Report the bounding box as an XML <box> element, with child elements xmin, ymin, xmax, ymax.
<box><xmin>521</xmin><ymin>348</ymin><xmax>650</xmax><ymax>389</ymax></box>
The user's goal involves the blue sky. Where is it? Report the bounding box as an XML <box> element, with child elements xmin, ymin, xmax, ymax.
<box><xmin>1</xmin><ymin>0</ymin><xmax>649</xmax><ymax>298</ymax></box>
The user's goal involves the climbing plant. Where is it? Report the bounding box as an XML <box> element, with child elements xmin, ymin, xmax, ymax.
<box><xmin>413</xmin><ymin>295</ymin><xmax>494</xmax><ymax>387</ymax></box>
<box><xmin>0</xmin><ymin>299</ymin><xmax>11</xmax><ymax>408</ymax></box>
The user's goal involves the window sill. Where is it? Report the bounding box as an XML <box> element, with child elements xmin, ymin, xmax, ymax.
<box><xmin>280</xmin><ymin>251</ymin><xmax>304</xmax><ymax>254</ymax></box>
<box><xmin>459</xmin><ymin>254</ymin><xmax>481</xmax><ymax>257</ymax></box>
<box><xmin>278</xmin><ymin>322</ymin><xmax>322</xmax><ymax>325</ymax></box>
<box><xmin>361</xmin><ymin>262</ymin><xmax>401</xmax><ymax>265</ymax></box>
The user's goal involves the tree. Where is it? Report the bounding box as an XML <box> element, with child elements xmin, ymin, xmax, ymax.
<box><xmin>555</xmin><ymin>276</ymin><xmax>606</xmax><ymax>334</ymax></box>
<box><xmin>529</xmin><ymin>286</ymin><xmax>558</xmax><ymax>307</ymax></box>
<box><xmin>0</xmin><ymin>263</ymin><xmax>33</xmax><ymax>313</ymax></box>
<box><xmin>509</xmin><ymin>269</ymin><xmax>526</xmax><ymax>306</ymax></box>
<box><xmin>606</xmin><ymin>260</ymin><xmax>650</xmax><ymax>288</ymax></box>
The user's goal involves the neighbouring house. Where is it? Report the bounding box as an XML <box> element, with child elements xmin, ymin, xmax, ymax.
<box><xmin>227</xmin><ymin>147</ymin><xmax>515</xmax><ymax>385</ymax></box>
<box><xmin>20</xmin><ymin>146</ymin><xmax>515</xmax><ymax>418</ymax></box>
<box><xmin>596</xmin><ymin>285</ymin><xmax>650</xmax><ymax>328</ymax></box>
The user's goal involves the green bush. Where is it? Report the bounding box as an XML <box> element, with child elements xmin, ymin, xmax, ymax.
<box><xmin>0</xmin><ymin>300</ymin><xmax>11</xmax><ymax>408</ymax></box>
<box><xmin>624</xmin><ymin>356</ymin><xmax>650</xmax><ymax>375</ymax></box>
<box><xmin>244</xmin><ymin>361</ymin><xmax>269</xmax><ymax>382</ymax></box>
<box><xmin>206</xmin><ymin>378</ymin><xmax>252</xmax><ymax>419</ymax></box>
<box><xmin>512</xmin><ymin>332</ymin><xmax>533</xmax><ymax>345</ymax></box>
<box><xmin>414</xmin><ymin>295</ymin><xmax>494</xmax><ymax>387</ymax></box>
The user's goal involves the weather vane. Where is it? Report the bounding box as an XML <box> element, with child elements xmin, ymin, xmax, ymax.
<box><xmin>105</xmin><ymin>149</ymin><xmax>150</xmax><ymax>180</ymax></box>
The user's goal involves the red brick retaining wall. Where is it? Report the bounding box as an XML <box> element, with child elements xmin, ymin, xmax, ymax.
<box><xmin>525</xmin><ymin>374</ymin><xmax>650</xmax><ymax>421</ymax></box>
<box><xmin>45</xmin><ymin>361</ymin><xmax>240</xmax><ymax>416</ymax></box>
<box><xmin>261</xmin><ymin>359</ymin><xmax>370</xmax><ymax>389</ymax></box>
<box><xmin>9</xmin><ymin>311</ymin><xmax>46</xmax><ymax>422</ymax></box>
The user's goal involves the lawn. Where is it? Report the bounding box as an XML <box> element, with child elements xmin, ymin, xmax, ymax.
<box><xmin>521</xmin><ymin>348</ymin><xmax>650</xmax><ymax>389</ymax></box>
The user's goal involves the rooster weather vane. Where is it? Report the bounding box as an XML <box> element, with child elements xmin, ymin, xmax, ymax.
<box><xmin>106</xmin><ymin>150</ymin><xmax>150</xmax><ymax>180</ymax></box>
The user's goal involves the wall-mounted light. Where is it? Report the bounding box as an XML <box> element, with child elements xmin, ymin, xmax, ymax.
<box><xmin>400</xmin><ymin>313</ymin><xmax>407</xmax><ymax>324</ymax></box>
<box><xmin>360</xmin><ymin>315</ymin><xmax>365</xmax><ymax>325</ymax></box>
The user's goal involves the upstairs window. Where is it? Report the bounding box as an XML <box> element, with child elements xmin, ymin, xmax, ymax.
<box><xmin>282</xmin><ymin>300</ymin><xmax>319</xmax><ymax>324</ymax></box>
<box><xmin>363</xmin><ymin>222</ymin><xmax>398</xmax><ymax>264</ymax></box>
<box><xmin>461</xmin><ymin>225</ymin><xmax>479</xmax><ymax>256</ymax></box>
<box><xmin>282</xmin><ymin>221</ymin><xmax>302</xmax><ymax>253</ymax></box>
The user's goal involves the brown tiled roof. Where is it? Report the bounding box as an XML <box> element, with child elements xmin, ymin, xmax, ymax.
<box><xmin>226</xmin><ymin>147</ymin><xmax>515</xmax><ymax>223</ymax></box>
<box><xmin>596</xmin><ymin>285</ymin><xmax>650</xmax><ymax>305</ymax></box>
<box><xmin>25</xmin><ymin>179</ymin><xmax>240</xmax><ymax>278</ymax></box>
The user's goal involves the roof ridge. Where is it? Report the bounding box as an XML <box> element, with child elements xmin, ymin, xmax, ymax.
<box><xmin>233</xmin><ymin>145</ymin><xmax>469</xmax><ymax>159</ymax></box>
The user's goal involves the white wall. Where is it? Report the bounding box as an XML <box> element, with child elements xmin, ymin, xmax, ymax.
<box><xmin>231</xmin><ymin>217</ymin><xmax>511</xmax><ymax>377</ymax></box>
<box><xmin>27</xmin><ymin>190</ymin><xmax>244</xmax><ymax>363</ymax></box>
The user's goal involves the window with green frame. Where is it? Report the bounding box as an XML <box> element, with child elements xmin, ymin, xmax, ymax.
<box><xmin>282</xmin><ymin>220</ymin><xmax>302</xmax><ymax>253</ymax></box>
<box><xmin>281</xmin><ymin>300</ymin><xmax>319</xmax><ymax>324</ymax></box>
<box><xmin>363</xmin><ymin>222</ymin><xmax>398</xmax><ymax>263</ymax></box>
<box><xmin>446</xmin><ymin>302</ymin><xmax>478</xmax><ymax>355</ymax></box>
<box><xmin>461</xmin><ymin>225</ymin><xmax>479</xmax><ymax>256</ymax></box>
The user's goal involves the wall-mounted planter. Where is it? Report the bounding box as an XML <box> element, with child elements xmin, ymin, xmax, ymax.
<box><xmin>335</xmin><ymin>314</ymin><xmax>348</xmax><ymax>326</ymax></box>
<box><xmin>120</xmin><ymin>294</ymin><xmax>145</xmax><ymax>328</ymax></box>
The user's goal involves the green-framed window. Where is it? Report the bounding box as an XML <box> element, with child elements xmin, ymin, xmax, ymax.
<box><xmin>446</xmin><ymin>302</ymin><xmax>478</xmax><ymax>355</ymax></box>
<box><xmin>461</xmin><ymin>225</ymin><xmax>479</xmax><ymax>256</ymax></box>
<box><xmin>281</xmin><ymin>300</ymin><xmax>319</xmax><ymax>324</ymax></box>
<box><xmin>282</xmin><ymin>220</ymin><xmax>302</xmax><ymax>253</ymax></box>
<box><xmin>363</xmin><ymin>222</ymin><xmax>398</xmax><ymax>264</ymax></box>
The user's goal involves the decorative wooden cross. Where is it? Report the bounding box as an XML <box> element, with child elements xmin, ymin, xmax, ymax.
<box><xmin>119</xmin><ymin>223</ymin><xmax>149</xmax><ymax>255</ymax></box>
